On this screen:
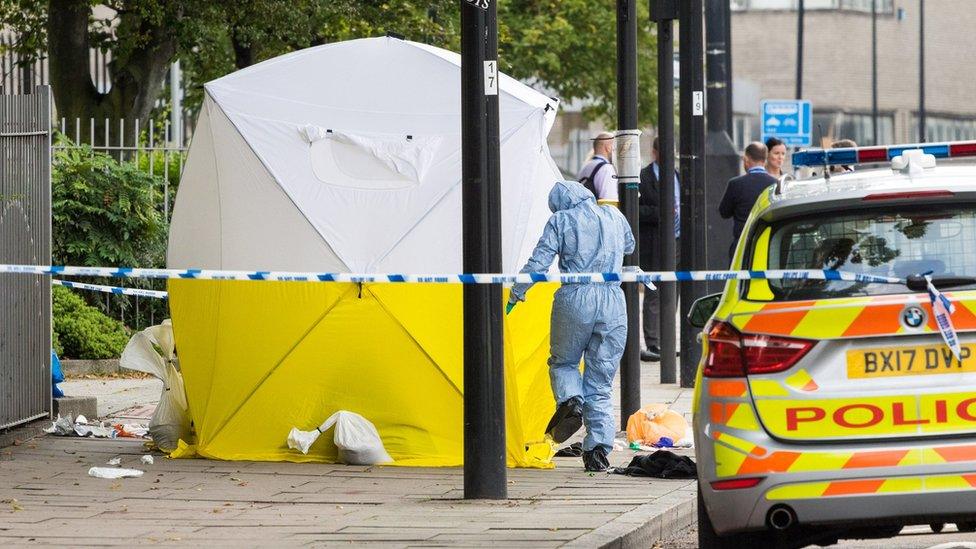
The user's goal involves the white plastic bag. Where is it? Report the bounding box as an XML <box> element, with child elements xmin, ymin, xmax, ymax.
<box><xmin>120</xmin><ymin>320</ymin><xmax>193</xmax><ymax>452</ymax></box>
<box><xmin>287</xmin><ymin>410</ymin><xmax>392</xmax><ymax>465</ymax></box>
<box><xmin>88</xmin><ymin>467</ymin><xmax>144</xmax><ymax>479</ymax></box>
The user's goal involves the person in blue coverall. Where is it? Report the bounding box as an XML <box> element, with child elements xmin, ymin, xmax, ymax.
<box><xmin>509</xmin><ymin>180</ymin><xmax>635</xmax><ymax>472</ymax></box>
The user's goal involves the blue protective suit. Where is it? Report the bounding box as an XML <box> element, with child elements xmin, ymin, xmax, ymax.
<box><xmin>511</xmin><ymin>180</ymin><xmax>635</xmax><ymax>453</ymax></box>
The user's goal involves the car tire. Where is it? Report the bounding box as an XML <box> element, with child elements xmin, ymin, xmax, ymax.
<box><xmin>929</xmin><ymin>522</ymin><xmax>944</xmax><ymax>533</ymax></box>
<box><xmin>698</xmin><ymin>483</ymin><xmax>774</xmax><ymax>548</ymax></box>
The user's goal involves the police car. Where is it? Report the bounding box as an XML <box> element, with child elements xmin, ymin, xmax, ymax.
<box><xmin>689</xmin><ymin>142</ymin><xmax>976</xmax><ymax>547</ymax></box>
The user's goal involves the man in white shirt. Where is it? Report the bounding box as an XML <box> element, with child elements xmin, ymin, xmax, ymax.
<box><xmin>576</xmin><ymin>132</ymin><xmax>618</xmax><ymax>206</ymax></box>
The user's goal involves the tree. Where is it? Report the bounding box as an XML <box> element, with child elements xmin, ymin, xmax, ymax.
<box><xmin>499</xmin><ymin>0</ymin><xmax>658</xmax><ymax>126</ymax></box>
<box><xmin>1</xmin><ymin>0</ymin><xmax>657</xmax><ymax>133</ymax></box>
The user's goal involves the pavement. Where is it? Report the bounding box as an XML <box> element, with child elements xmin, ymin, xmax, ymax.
<box><xmin>2</xmin><ymin>366</ymin><xmax>697</xmax><ymax>547</ymax></box>
<box><xmin>666</xmin><ymin>523</ymin><xmax>976</xmax><ymax>548</ymax></box>
<box><xmin>59</xmin><ymin>378</ymin><xmax>160</xmax><ymax>419</ymax></box>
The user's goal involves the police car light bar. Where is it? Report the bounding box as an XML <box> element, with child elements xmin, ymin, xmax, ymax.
<box><xmin>792</xmin><ymin>140</ymin><xmax>976</xmax><ymax>167</ymax></box>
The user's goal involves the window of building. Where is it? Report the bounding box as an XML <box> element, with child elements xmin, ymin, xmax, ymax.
<box><xmin>811</xmin><ymin>112</ymin><xmax>893</xmax><ymax>147</ymax></box>
<box><xmin>733</xmin><ymin>111</ymin><xmax>892</xmax><ymax>151</ymax></box>
<box><xmin>913</xmin><ymin>116</ymin><xmax>976</xmax><ymax>143</ymax></box>
<box><xmin>733</xmin><ymin>114</ymin><xmax>762</xmax><ymax>151</ymax></box>
<box><xmin>732</xmin><ymin>0</ymin><xmax>894</xmax><ymax>13</ymax></box>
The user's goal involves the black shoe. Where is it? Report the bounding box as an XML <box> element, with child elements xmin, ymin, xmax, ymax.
<box><xmin>582</xmin><ymin>447</ymin><xmax>610</xmax><ymax>472</ymax></box>
<box><xmin>641</xmin><ymin>348</ymin><xmax>661</xmax><ymax>362</ymax></box>
<box><xmin>545</xmin><ymin>397</ymin><xmax>583</xmax><ymax>443</ymax></box>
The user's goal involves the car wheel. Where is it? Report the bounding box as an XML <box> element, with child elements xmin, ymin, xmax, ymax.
<box><xmin>930</xmin><ymin>522</ymin><xmax>944</xmax><ymax>533</ymax></box>
<box><xmin>697</xmin><ymin>483</ymin><xmax>775</xmax><ymax>548</ymax></box>
<box><xmin>957</xmin><ymin>521</ymin><xmax>976</xmax><ymax>533</ymax></box>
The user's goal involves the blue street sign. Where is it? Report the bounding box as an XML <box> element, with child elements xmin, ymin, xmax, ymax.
<box><xmin>761</xmin><ymin>100</ymin><xmax>812</xmax><ymax>147</ymax></box>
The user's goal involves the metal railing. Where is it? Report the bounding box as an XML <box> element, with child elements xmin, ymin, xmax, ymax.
<box><xmin>0</xmin><ymin>87</ymin><xmax>52</xmax><ymax>429</ymax></box>
<box><xmin>1</xmin><ymin>32</ymin><xmax>112</xmax><ymax>95</ymax></box>
<box><xmin>52</xmin><ymin>116</ymin><xmax>187</xmax><ymax>332</ymax></box>
<box><xmin>54</xmin><ymin>117</ymin><xmax>188</xmax><ymax>220</ymax></box>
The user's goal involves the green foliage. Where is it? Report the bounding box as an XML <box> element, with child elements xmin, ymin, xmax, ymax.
<box><xmin>52</xmin><ymin>285</ymin><xmax>130</xmax><ymax>359</ymax></box>
<box><xmin>0</xmin><ymin>0</ymin><xmax>46</xmax><ymax>65</ymax></box>
<box><xmin>52</xmin><ymin>327</ymin><xmax>63</xmax><ymax>357</ymax></box>
<box><xmin>52</xmin><ymin>135</ymin><xmax>170</xmax><ymax>332</ymax></box>
<box><xmin>499</xmin><ymin>0</ymin><xmax>658</xmax><ymax>126</ymax></box>
<box><xmin>4</xmin><ymin>0</ymin><xmax>657</xmax><ymax>127</ymax></box>
<box><xmin>134</xmin><ymin>146</ymin><xmax>182</xmax><ymax>213</ymax></box>
<box><xmin>52</xmin><ymin>135</ymin><xmax>167</xmax><ymax>269</ymax></box>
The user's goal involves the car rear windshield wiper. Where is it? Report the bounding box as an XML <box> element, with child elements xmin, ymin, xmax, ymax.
<box><xmin>906</xmin><ymin>274</ymin><xmax>976</xmax><ymax>292</ymax></box>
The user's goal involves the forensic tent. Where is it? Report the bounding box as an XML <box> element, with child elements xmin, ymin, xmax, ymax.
<box><xmin>166</xmin><ymin>37</ymin><xmax>564</xmax><ymax>467</ymax></box>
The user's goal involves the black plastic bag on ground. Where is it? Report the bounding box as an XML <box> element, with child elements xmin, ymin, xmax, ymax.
<box><xmin>611</xmin><ymin>450</ymin><xmax>697</xmax><ymax>479</ymax></box>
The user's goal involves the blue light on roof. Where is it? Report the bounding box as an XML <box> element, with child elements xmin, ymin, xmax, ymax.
<box><xmin>888</xmin><ymin>144</ymin><xmax>949</xmax><ymax>159</ymax></box>
<box><xmin>791</xmin><ymin>140</ymin><xmax>976</xmax><ymax>167</ymax></box>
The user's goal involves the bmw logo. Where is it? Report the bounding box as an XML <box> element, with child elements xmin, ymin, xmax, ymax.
<box><xmin>901</xmin><ymin>305</ymin><xmax>927</xmax><ymax>330</ymax></box>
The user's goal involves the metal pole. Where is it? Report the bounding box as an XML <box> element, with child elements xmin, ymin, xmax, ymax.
<box><xmin>705</xmin><ymin>0</ymin><xmax>731</xmax><ymax>135</ymax></box>
<box><xmin>724</xmin><ymin>0</ymin><xmax>733</xmax><ymax>134</ymax></box>
<box><xmin>461</xmin><ymin>0</ymin><xmax>506</xmax><ymax>500</ymax></box>
<box><xmin>796</xmin><ymin>0</ymin><xmax>805</xmax><ymax>100</ymax></box>
<box><xmin>704</xmin><ymin>0</ymin><xmax>739</xmax><ymax>281</ymax></box>
<box><xmin>679</xmin><ymin>0</ymin><xmax>706</xmax><ymax>389</ymax></box>
<box><xmin>872</xmin><ymin>0</ymin><xmax>879</xmax><ymax>145</ymax></box>
<box><xmin>919</xmin><ymin>0</ymin><xmax>926</xmax><ymax>142</ymax></box>
<box><xmin>170</xmin><ymin>61</ymin><xmax>183</xmax><ymax>146</ymax></box>
<box><xmin>617</xmin><ymin>0</ymin><xmax>641</xmax><ymax>424</ymax></box>
<box><xmin>657</xmin><ymin>15</ymin><xmax>677</xmax><ymax>386</ymax></box>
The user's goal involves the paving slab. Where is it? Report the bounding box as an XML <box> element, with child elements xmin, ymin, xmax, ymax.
<box><xmin>3</xmin><ymin>367</ymin><xmax>696</xmax><ymax>547</ymax></box>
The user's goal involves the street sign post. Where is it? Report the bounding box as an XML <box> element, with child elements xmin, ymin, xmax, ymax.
<box><xmin>761</xmin><ymin>99</ymin><xmax>812</xmax><ymax>147</ymax></box>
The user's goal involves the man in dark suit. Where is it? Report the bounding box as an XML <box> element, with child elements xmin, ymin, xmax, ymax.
<box><xmin>719</xmin><ymin>142</ymin><xmax>778</xmax><ymax>261</ymax></box>
<box><xmin>637</xmin><ymin>137</ymin><xmax>679</xmax><ymax>363</ymax></box>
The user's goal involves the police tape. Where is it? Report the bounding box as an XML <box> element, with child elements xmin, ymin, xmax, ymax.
<box><xmin>1</xmin><ymin>264</ymin><xmax>904</xmax><ymax>285</ymax></box>
<box><xmin>52</xmin><ymin>279</ymin><xmax>169</xmax><ymax>299</ymax></box>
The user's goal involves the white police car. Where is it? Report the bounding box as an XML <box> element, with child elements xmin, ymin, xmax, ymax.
<box><xmin>689</xmin><ymin>141</ymin><xmax>976</xmax><ymax>547</ymax></box>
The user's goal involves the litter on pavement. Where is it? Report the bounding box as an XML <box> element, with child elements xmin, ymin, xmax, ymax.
<box><xmin>42</xmin><ymin>414</ymin><xmax>149</xmax><ymax>440</ymax></box>
<box><xmin>88</xmin><ymin>467</ymin><xmax>144</xmax><ymax>479</ymax></box>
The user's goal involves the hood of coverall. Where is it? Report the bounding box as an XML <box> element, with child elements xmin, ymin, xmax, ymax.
<box><xmin>548</xmin><ymin>180</ymin><xmax>595</xmax><ymax>213</ymax></box>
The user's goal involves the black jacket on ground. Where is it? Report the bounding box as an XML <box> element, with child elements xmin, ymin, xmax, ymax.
<box><xmin>718</xmin><ymin>170</ymin><xmax>778</xmax><ymax>242</ymax></box>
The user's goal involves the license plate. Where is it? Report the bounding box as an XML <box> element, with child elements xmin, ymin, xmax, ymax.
<box><xmin>847</xmin><ymin>344</ymin><xmax>976</xmax><ymax>379</ymax></box>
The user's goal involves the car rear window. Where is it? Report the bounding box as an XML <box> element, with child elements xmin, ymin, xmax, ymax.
<box><xmin>756</xmin><ymin>205</ymin><xmax>976</xmax><ymax>301</ymax></box>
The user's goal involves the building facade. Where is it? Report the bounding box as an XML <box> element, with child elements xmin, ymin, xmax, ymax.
<box><xmin>731</xmin><ymin>0</ymin><xmax>976</xmax><ymax>148</ymax></box>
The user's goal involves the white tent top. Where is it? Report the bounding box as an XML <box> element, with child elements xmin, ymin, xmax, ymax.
<box><xmin>169</xmin><ymin>37</ymin><xmax>563</xmax><ymax>274</ymax></box>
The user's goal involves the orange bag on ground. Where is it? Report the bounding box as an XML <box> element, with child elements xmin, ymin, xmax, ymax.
<box><xmin>626</xmin><ymin>403</ymin><xmax>688</xmax><ymax>445</ymax></box>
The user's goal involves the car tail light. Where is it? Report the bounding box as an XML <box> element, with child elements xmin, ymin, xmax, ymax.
<box><xmin>742</xmin><ymin>333</ymin><xmax>815</xmax><ymax>375</ymax></box>
<box><xmin>703</xmin><ymin>321</ymin><xmax>745</xmax><ymax>377</ymax></box>
<box><xmin>703</xmin><ymin>321</ymin><xmax>815</xmax><ymax>378</ymax></box>
<box><xmin>710</xmin><ymin>477</ymin><xmax>764</xmax><ymax>490</ymax></box>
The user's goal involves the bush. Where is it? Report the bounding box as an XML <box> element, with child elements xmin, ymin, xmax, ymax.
<box><xmin>52</xmin><ymin>135</ymin><xmax>167</xmax><ymax>269</ymax></box>
<box><xmin>52</xmin><ymin>285</ymin><xmax>131</xmax><ymax>360</ymax></box>
<box><xmin>52</xmin><ymin>328</ymin><xmax>62</xmax><ymax>357</ymax></box>
<box><xmin>52</xmin><ymin>135</ymin><xmax>170</xmax><ymax>331</ymax></box>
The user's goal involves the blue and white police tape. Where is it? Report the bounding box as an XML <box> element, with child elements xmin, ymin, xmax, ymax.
<box><xmin>1</xmin><ymin>264</ymin><xmax>904</xmax><ymax>285</ymax></box>
<box><xmin>53</xmin><ymin>279</ymin><xmax>168</xmax><ymax>299</ymax></box>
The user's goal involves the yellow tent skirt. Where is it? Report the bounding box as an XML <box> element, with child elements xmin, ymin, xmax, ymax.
<box><xmin>167</xmin><ymin>280</ymin><xmax>558</xmax><ymax>468</ymax></box>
